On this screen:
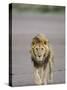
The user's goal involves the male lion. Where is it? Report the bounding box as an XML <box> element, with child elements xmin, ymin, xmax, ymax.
<box><xmin>30</xmin><ymin>34</ymin><xmax>54</xmax><ymax>85</ymax></box>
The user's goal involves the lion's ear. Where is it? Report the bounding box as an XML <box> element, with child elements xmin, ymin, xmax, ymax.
<box><xmin>32</xmin><ymin>41</ymin><xmax>35</xmax><ymax>46</ymax></box>
<box><xmin>32</xmin><ymin>38</ymin><xmax>35</xmax><ymax>46</ymax></box>
<box><xmin>44</xmin><ymin>39</ymin><xmax>49</xmax><ymax>45</ymax></box>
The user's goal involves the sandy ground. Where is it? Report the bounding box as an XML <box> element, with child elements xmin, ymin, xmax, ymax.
<box><xmin>12</xmin><ymin>11</ymin><xmax>65</xmax><ymax>86</ymax></box>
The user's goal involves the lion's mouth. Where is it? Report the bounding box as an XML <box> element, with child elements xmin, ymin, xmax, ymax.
<box><xmin>36</xmin><ymin>56</ymin><xmax>43</xmax><ymax>61</ymax></box>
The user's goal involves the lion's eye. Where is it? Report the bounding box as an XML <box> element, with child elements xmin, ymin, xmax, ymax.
<box><xmin>36</xmin><ymin>48</ymin><xmax>38</xmax><ymax>51</ymax></box>
<box><xmin>41</xmin><ymin>48</ymin><xmax>43</xmax><ymax>50</ymax></box>
<box><xmin>44</xmin><ymin>41</ymin><xmax>46</xmax><ymax>45</ymax></box>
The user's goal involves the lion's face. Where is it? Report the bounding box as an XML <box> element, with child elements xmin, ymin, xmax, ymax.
<box><xmin>30</xmin><ymin>34</ymin><xmax>50</xmax><ymax>62</ymax></box>
<box><xmin>32</xmin><ymin>43</ymin><xmax>49</xmax><ymax>61</ymax></box>
<box><xmin>33</xmin><ymin>44</ymin><xmax>45</xmax><ymax>61</ymax></box>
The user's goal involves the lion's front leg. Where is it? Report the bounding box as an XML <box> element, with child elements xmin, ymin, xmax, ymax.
<box><xmin>42</xmin><ymin>64</ymin><xmax>49</xmax><ymax>85</ymax></box>
<box><xmin>33</xmin><ymin>67</ymin><xmax>43</xmax><ymax>85</ymax></box>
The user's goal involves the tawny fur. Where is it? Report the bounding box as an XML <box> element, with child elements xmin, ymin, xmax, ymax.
<box><xmin>30</xmin><ymin>34</ymin><xmax>54</xmax><ymax>85</ymax></box>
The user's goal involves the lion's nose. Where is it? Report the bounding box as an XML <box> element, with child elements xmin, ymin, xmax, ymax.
<box><xmin>38</xmin><ymin>55</ymin><xmax>41</xmax><ymax>58</ymax></box>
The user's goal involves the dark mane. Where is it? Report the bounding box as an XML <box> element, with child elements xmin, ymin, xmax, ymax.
<box><xmin>32</xmin><ymin>37</ymin><xmax>42</xmax><ymax>45</ymax></box>
<box><xmin>31</xmin><ymin>51</ymin><xmax>50</xmax><ymax>69</ymax></box>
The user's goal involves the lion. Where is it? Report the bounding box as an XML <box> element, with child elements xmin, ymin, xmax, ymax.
<box><xmin>30</xmin><ymin>34</ymin><xmax>54</xmax><ymax>85</ymax></box>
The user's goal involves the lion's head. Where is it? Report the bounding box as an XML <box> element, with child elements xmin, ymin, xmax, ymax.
<box><xmin>30</xmin><ymin>34</ymin><xmax>50</xmax><ymax>62</ymax></box>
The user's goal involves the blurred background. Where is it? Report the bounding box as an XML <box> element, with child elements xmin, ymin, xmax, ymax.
<box><xmin>12</xmin><ymin>3</ymin><xmax>65</xmax><ymax>13</ymax></box>
<box><xmin>12</xmin><ymin>3</ymin><xmax>65</xmax><ymax>86</ymax></box>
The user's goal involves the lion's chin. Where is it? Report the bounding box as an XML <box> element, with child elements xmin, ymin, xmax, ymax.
<box><xmin>36</xmin><ymin>57</ymin><xmax>43</xmax><ymax>62</ymax></box>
